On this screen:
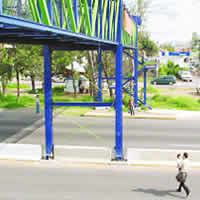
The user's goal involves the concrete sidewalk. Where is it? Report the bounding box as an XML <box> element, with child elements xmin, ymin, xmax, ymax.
<box><xmin>84</xmin><ymin>108</ymin><xmax>200</xmax><ymax>120</ymax></box>
<box><xmin>1</xmin><ymin>107</ymin><xmax>200</xmax><ymax>166</ymax></box>
<box><xmin>1</xmin><ymin>143</ymin><xmax>200</xmax><ymax>168</ymax></box>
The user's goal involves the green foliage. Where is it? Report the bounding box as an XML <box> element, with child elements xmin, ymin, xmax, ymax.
<box><xmin>140</xmin><ymin>85</ymin><xmax>160</xmax><ymax>94</ymax></box>
<box><xmin>7</xmin><ymin>83</ymin><xmax>30</xmax><ymax>89</ymax></box>
<box><xmin>0</xmin><ymin>64</ymin><xmax>12</xmax><ymax>79</ymax></box>
<box><xmin>160</xmin><ymin>42</ymin><xmax>175</xmax><ymax>52</ymax></box>
<box><xmin>159</xmin><ymin>60</ymin><xmax>180</xmax><ymax>77</ymax></box>
<box><xmin>0</xmin><ymin>94</ymin><xmax>35</xmax><ymax>109</ymax></box>
<box><xmin>150</xmin><ymin>94</ymin><xmax>200</xmax><ymax>111</ymax></box>
<box><xmin>139</xmin><ymin>31</ymin><xmax>159</xmax><ymax>56</ymax></box>
<box><xmin>191</xmin><ymin>32</ymin><xmax>200</xmax><ymax>50</ymax></box>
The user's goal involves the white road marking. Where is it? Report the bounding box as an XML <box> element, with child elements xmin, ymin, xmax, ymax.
<box><xmin>169</xmin><ymin>144</ymin><xmax>200</xmax><ymax>148</ymax></box>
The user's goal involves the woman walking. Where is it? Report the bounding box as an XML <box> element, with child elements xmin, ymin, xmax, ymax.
<box><xmin>128</xmin><ymin>97</ymin><xmax>135</xmax><ymax>116</ymax></box>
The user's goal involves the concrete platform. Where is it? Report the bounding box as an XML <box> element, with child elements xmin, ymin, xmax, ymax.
<box><xmin>54</xmin><ymin>145</ymin><xmax>112</xmax><ymax>164</ymax></box>
<box><xmin>0</xmin><ymin>144</ymin><xmax>42</xmax><ymax>161</ymax></box>
<box><xmin>84</xmin><ymin>111</ymin><xmax>176</xmax><ymax>120</ymax></box>
<box><xmin>127</xmin><ymin>148</ymin><xmax>200</xmax><ymax>167</ymax></box>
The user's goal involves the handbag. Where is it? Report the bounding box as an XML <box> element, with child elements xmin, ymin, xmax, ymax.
<box><xmin>176</xmin><ymin>172</ymin><xmax>186</xmax><ymax>182</ymax></box>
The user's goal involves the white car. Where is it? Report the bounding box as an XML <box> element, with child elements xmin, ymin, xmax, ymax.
<box><xmin>179</xmin><ymin>71</ymin><xmax>192</xmax><ymax>82</ymax></box>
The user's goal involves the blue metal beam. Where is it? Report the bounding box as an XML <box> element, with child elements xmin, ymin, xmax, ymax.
<box><xmin>138</xmin><ymin>67</ymin><xmax>145</xmax><ymax>76</ymax></box>
<box><xmin>115</xmin><ymin>0</ymin><xmax>123</xmax><ymax>160</ymax></box>
<box><xmin>107</xmin><ymin>0</ymin><xmax>110</xmax><ymax>40</ymax></box>
<box><xmin>59</xmin><ymin>1</ymin><xmax>63</xmax><ymax>27</ymax></box>
<box><xmin>0</xmin><ymin>15</ymin><xmax>119</xmax><ymax>46</ymax></box>
<box><xmin>102</xmin><ymin>77</ymin><xmax>134</xmax><ymax>80</ymax></box>
<box><xmin>145</xmin><ymin>66</ymin><xmax>156</xmax><ymax>70</ymax></box>
<box><xmin>99</xmin><ymin>0</ymin><xmax>103</xmax><ymax>39</ymax></box>
<box><xmin>134</xmin><ymin>25</ymin><xmax>139</xmax><ymax>107</ymax></box>
<box><xmin>98</xmin><ymin>48</ymin><xmax>103</xmax><ymax>102</ymax></box>
<box><xmin>144</xmin><ymin>70</ymin><xmax>147</xmax><ymax>105</ymax></box>
<box><xmin>138</xmin><ymin>98</ymin><xmax>152</xmax><ymax>110</ymax></box>
<box><xmin>43</xmin><ymin>45</ymin><xmax>54</xmax><ymax>159</ymax></box>
<box><xmin>123</xmin><ymin>79</ymin><xmax>131</xmax><ymax>86</ymax></box>
<box><xmin>53</xmin><ymin>102</ymin><xmax>113</xmax><ymax>107</ymax></box>
<box><xmin>113</xmin><ymin>0</ymin><xmax>116</xmax><ymax>41</ymax></box>
<box><xmin>123</xmin><ymin>50</ymin><xmax>134</xmax><ymax>60</ymax></box>
<box><xmin>73</xmin><ymin>0</ymin><xmax>78</xmax><ymax>28</ymax></box>
<box><xmin>47</xmin><ymin>0</ymin><xmax>53</xmax><ymax>24</ymax></box>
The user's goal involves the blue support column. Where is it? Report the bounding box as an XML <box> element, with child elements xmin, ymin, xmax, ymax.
<box><xmin>115</xmin><ymin>0</ymin><xmax>123</xmax><ymax>160</ymax></box>
<box><xmin>144</xmin><ymin>70</ymin><xmax>147</xmax><ymax>105</ymax></box>
<box><xmin>134</xmin><ymin>25</ymin><xmax>139</xmax><ymax>107</ymax></box>
<box><xmin>98</xmin><ymin>48</ymin><xmax>103</xmax><ymax>102</ymax></box>
<box><xmin>43</xmin><ymin>46</ymin><xmax>54</xmax><ymax>159</ymax></box>
<box><xmin>73</xmin><ymin>0</ymin><xmax>78</xmax><ymax>27</ymax></box>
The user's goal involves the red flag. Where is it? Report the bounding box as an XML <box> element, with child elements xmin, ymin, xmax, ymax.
<box><xmin>124</xmin><ymin>10</ymin><xmax>133</xmax><ymax>36</ymax></box>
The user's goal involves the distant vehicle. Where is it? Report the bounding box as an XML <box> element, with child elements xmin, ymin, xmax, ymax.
<box><xmin>179</xmin><ymin>71</ymin><xmax>192</xmax><ymax>82</ymax></box>
<box><xmin>52</xmin><ymin>75</ymin><xmax>65</xmax><ymax>83</ymax></box>
<box><xmin>151</xmin><ymin>75</ymin><xmax>176</xmax><ymax>85</ymax></box>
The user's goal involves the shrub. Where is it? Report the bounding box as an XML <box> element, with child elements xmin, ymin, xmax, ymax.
<box><xmin>7</xmin><ymin>83</ymin><xmax>30</xmax><ymax>89</ymax></box>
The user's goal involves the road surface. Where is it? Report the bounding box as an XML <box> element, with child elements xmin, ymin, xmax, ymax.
<box><xmin>0</xmin><ymin>161</ymin><xmax>198</xmax><ymax>200</ymax></box>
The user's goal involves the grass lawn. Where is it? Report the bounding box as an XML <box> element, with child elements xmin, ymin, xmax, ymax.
<box><xmin>149</xmin><ymin>94</ymin><xmax>200</xmax><ymax>111</ymax></box>
<box><xmin>2</xmin><ymin>84</ymin><xmax>200</xmax><ymax>112</ymax></box>
<box><xmin>7</xmin><ymin>83</ymin><xmax>31</xmax><ymax>89</ymax></box>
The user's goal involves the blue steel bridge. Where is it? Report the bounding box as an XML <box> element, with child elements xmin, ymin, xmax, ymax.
<box><xmin>0</xmin><ymin>0</ymin><xmax>153</xmax><ymax>160</ymax></box>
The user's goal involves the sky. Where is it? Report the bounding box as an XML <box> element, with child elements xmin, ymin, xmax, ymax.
<box><xmin>125</xmin><ymin>0</ymin><xmax>200</xmax><ymax>45</ymax></box>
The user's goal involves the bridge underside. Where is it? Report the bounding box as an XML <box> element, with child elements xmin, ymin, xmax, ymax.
<box><xmin>0</xmin><ymin>15</ymin><xmax>133</xmax><ymax>51</ymax></box>
<box><xmin>0</xmin><ymin>6</ymin><xmax>137</xmax><ymax>160</ymax></box>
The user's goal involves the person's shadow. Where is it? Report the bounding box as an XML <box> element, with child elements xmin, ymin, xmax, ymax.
<box><xmin>132</xmin><ymin>188</ymin><xmax>185</xmax><ymax>199</ymax></box>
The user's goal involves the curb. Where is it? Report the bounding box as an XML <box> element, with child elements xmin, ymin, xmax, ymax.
<box><xmin>1</xmin><ymin>159</ymin><xmax>199</xmax><ymax>168</ymax></box>
<box><xmin>84</xmin><ymin>114</ymin><xmax>176</xmax><ymax>120</ymax></box>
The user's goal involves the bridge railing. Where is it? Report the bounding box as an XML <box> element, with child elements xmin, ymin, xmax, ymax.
<box><xmin>2</xmin><ymin>0</ymin><xmax>136</xmax><ymax>47</ymax></box>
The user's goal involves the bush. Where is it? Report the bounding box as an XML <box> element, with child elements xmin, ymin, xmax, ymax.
<box><xmin>0</xmin><ymin>94</ymin><xmax>35</xmax><ymax>109</ymax></box>
<box><xmin>140</xmin><ymin>86</ymin><xmax>160</xmax><ymax>94</ymax></box>
<box><xmin>7</xmin><ymin>83</ymin><xmax>30</xmax><ymax>89</ymax></box>
<box><xmin>150</xmin><ymin>94</ymin><xmax>200</xmax><ymax>110</ymax></box>
<box><xmin>159</xmin><ymin>60</ymin><xmax>180</xmax><ymax>77</ymax></box>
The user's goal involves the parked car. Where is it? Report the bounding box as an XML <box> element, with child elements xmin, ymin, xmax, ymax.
<box><xmin>151</xmin><ymin>75</ymin><xmax>176</xmax><ymax>85</ymax></box>
<box><xmin>179</xmin><ymin>71</ymin><xmax>192</xmax><ymax>82</ymax></box>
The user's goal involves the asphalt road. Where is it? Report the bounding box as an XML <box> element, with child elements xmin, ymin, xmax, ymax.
<box><xmin>13</xmin><ymin>112</ymin><xmax>200</xmax><ymax>151</ymax></box>
<box><xmin>1</xmin><ymin>108</ymin><xmax>200</xmax><ymax>150</ymax></box>
<box><xmin>149</xmin><ymin>76</ymin><xmax>200</xmax><ymax>89</ymax></box>
<box><xmin>0</xmin><ymin>161</ymin><xmax>198</xmax><ymax>200</ymax></box>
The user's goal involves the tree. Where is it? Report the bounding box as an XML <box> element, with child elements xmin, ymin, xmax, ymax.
<box><xmin>0</xmin><ymin>46</ymin><xmax>13</xmax><ymax>99</ymax></box>
<box><xmin>0</xmin><ymin>64</ymin><xmax>12</xmax><ymax>100</ymax></box>
<box><xmin>102</xmin><ymin>51</ymin><xmax>116</xmax><ymax>97</ymax></box>
<box><xmin>127</xmin><ymin>0</ymin><xmax>151</xmax><ymax>29</ymax></box>
<box><xmin>21</xmin><ymin>45</ymin><xmax>43</xmax><ymax>93</ymax></box>
<box><xmin>138</xmin><ymin>31</ymin><xmax>159</xmax><ymax>56</ymax></box>
<box><xmin>159</xmin><ymin>61</ymin><xmax>180</xmax><ymax>77</ymax></box>
<box><xmin>191</xmin><ymin>32</ymin><xmax>199</xmax><ymax>50</ymax></box>
<box><xmin>160</xmin><ymin>42</ymin><xmax>175</xmax><ymax>52</ymax></box>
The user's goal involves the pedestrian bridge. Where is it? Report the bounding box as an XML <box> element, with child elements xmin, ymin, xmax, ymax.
<box><xmin>0</xmin><ymin>0</ymin><xmax>142</xmax><ymax>160</ymax></box>
<box><xmin>0</xmin><ymin>0</ymin><xmax>137</xmax><ymax>50</ymax></box>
